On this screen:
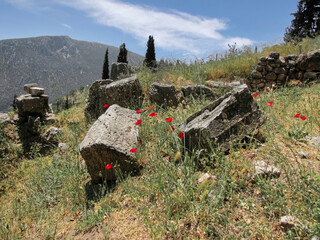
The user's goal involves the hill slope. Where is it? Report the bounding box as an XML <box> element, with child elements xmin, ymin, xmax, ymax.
<box><xmin>0</xmin><ymin>35</ymin><xmax>144</xmax><ymax>111</ymax></box>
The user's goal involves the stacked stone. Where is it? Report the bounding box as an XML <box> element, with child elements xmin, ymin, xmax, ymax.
<box><xmin>16</xmin><ymin>83</ymin><xmax>49</xmax><ymax>122</ymax></box>
<box><xmin>249</xmin><ymin>49</ymin><xmax>320</xmax><ymax>91</ymax></box>
<box><xmin>250</xmin><ymin>52</ymin><xmax>287</xmax><ymax>91</ymax></box>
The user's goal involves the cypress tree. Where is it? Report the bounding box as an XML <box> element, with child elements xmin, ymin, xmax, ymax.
<box><xmin>117</xmin><ymin>43</ymin><xmax>128</xmax><ymax>63</ymax></box>
<box><xmin>102</xmin><ymin>48</ymin><xmax>109</xmax><ymax>79</ymax></box>
<box><xmin>284</xmin><ymin>0</ymin><xmax>320</xmax><ymax>42</ymax></box>
<box><xmin>144</xmin><ymin>35</ymin><xmax>157</xmax><ymax>69</ymax></box>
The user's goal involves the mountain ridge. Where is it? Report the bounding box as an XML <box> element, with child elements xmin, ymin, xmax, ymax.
<box><xmin>0</xmin><ymin>35</ymin><xmax>144</xmax><ymax>112</ymax></box>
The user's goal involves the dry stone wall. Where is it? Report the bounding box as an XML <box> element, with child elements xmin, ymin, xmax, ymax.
<box><xmin>248</xmin><ymin>49</ymin><xmax>320</xmax><ymax>91</ymax></box>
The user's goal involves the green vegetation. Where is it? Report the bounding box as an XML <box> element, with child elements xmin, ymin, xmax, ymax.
<box><xmin>0</xmin><ymin>37</ymin><xmax>320</xmax><ymax>239</ymax></box>
<box><xmin>102</xmin><ymin>48</ymin><xmax>110</xmax><ymax>79</ymax></box>
<box><xmin>117</xmin><ymin>43</ymin><xmax>128</xmax><ymax>64</ymax></box>
<box><xmin>144</xmin><ymin>35</ymin><xmax>157</xmax><ymax>69</ymax></box>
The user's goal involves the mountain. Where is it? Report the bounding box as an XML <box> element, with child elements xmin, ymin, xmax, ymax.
<box><xmin>0</xmin><ymin>35</ymin><xmax>144</xmax><ymax>112</ymax></box>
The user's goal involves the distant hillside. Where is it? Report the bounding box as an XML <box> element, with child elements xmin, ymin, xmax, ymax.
<box><xmin>0</xmin><ymin>35</ymin><xmax>144</xmax><ymax>111</ymax></box>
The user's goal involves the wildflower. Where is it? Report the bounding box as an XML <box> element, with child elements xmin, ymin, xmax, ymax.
<box><xmin>139</xmin><ymin>139</ymin><xmax>143</xmax><ymax>145</ymax></box>
<box><xmin>294</xmin><ymin>113</ymin><xmax>301</xmax><ymax>118</ymax></box>
<box><xmin>253</xmin><ymin>94</ymin><xmax>258</xmax><ymax>98</ymax></box>
<box><xmin>266</xmin><ymin>101</ymin><xmax>273</xmax><ymax>106</ymax></box>
<box><xmin>165</xmin><ymin>117</ymin><xmax>173</xmax><ymax>123</ymax></box>
<box><xmin>136</xmin><ymin>110</ymin><xmax>141</xmax><ymax>114</ymax></box>
<box><xmin>178</xmin><ymin>132</ymin><xmax>184</xmax><ymax>139</ymax></box>
<box><xmin>171</xmin><ymin>126</ymin><xmax>175</xmax><ymax>131</ymax></box>
<box><xmin>105</xmin><ymin>163</ymin><xmax>113</xmax><ymax>170</ymax></box>
<box><xmin>135</xmin><ymin>119</ymin><xmax>142</xmax><ymax>125</ymax></box>
<box><xmin>150</xmin><ymin>106</ymin><xmax>156</xmax><ymax>109</ymax></box>
<box><xmin>149</xmin><ymin>112</ymin><xmax>157</xmax><ymax>117</ymax></box>
<box><xmin>130</xmin><ymin>148</ymin><xmax>137</xmax><ymax>153</ymax></box>
<box><xmin>301</xmin><ymin>116</ymin><xmax>307</xmax><ymax>120</ymax></box>
<box><xmin>104</xmin><ymin>104</ymin><xmax>109</xmax><ymax>108</ymax></box>
<box><xmin>75</xmin><ymin>212</ymin><xmax>80</xmax><ymax>218</ymax></box>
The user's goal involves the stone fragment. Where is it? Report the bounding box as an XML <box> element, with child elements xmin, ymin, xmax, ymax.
<box><xmin>179</xmin><ymin>84</ymin><xmax>264</xmax><ymax>152</ymax></box>
<box><xmin>298</xmin><ymin>150</ymin><xmax>310</xmax><ymax>159</ymax></box>
<box><xmin>110</xmin><ymin>62</ymin><xmax>132</xmax><ymax>80</ymax></box>
<box><xmin>58</xmin><ymin>143</ymin><xmax>67</xmax><ymax>152</ymax></box>
<box><xmin>29</xmin><ymin>87</ymin><xmax>45</xmax><ymax>97</ymax></box>
<box><xmin>0</xmin><ymin>113</ymin><xmax>10</xmax><ymax>124</ymax></box>
<box><xmin>149</xmin><ymin>82</ymin><xmax>182</xmax><ymax>108</ymax></box>
<box><xmin>304</xmin><ymin>72</ymin><xmax>319</xmax><ymax>81</ymax></box>
<box><xmin>85</xmin><ymin>75</ymin><xmax>143</xmax><ymax>122</ymax></box>
<box><xmin>297</xmin><ymin>49</ymin><xmax>320</xmax><ymax>71</ymax></box>
<box><xmin>24</xmin><ymin>83</ymin><xmax>38</xmax><ymax>94</ymax></box>
<box><xmin>198</xmin><ymin>173</ymin><xmax>216</xmax><ymax>184</ymax></box>
<box><xmin>253</xmin><ymin>160</ymin><xmax>281</xmax><ymax>178</ymax></box>
<box><xmin>256</xmin><ymin>65</ymin><xmax>263</xmax><ymax>72</ymax></box>
<box><xmin>80</xmin><ymin>105</ymin><xmax>140</xmax><ymax>182</ymax></box>
<box><xmin>42</xmin><ymin>127</ymin><xmax>61</xmax><ymax>144</ymax></box>
<box><xmin>206</xmin><ymin>81</ymin><xmax>241</xmax><ymax>88</ymax></box>
<box><xmin>277</xmin><ymin>74</ymin><xmax>286</xmax><ymax>81</ymax></box>
<box><xmin>304</xmin><ymin>136</ymin><xmax>320</xmax><ymax>148</ymax></box>
<box><xmin>16</xmin><ymin>94</ymin><xmax>49</xmax><ymax>120</ymax></box>
<box><xmin>265</xmin><ymin>72</ymin><xmax>277</xmax><ymax>81</ymax></box>
<box><xmin>269</xmin><ymin>52</ymin><xmax>280</xmax><ymax>59</ymax></box>
<box><xmin>251</xmin><ymin>71</ymin><xmax>262</xmax><ymax>79</ymax></box>
<box><xmin>279</xmin><ymin>216</ymin><xmax>297</xmax><ymax>230</ymax></box>
<box><xmin>274</xmin><ymin>67</ymin><xmax>287</xmax><ymax>75</ymax></box>
<box><xmin>266</xmin><ymin>65</ymin><xmax>273</xmax><ymax>72</ymax></box>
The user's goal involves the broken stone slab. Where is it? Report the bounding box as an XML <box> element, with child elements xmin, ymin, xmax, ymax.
<box><xmin>181</xmin><ymin>85</ymin><xmax>217</xmax><ymax>101</ymax></box>
<box><xmin>80</xmin><ymin>104</ymin><xmax>140</xmax><ymax>182</ymax></box>
<box><xmin>297</xmin><ymin>49</ymin><xmax>320</xmax><ymax>71</ymax></box>
<box><xmin>149</xmin><ymin>82</ymin><xmax>182</xmax><ymax>108</ymax></box>
<box><xmin>85</xmin><ymin>75</ymin><xmax>144</xmax><ymax>122</ymax></box>
<box><xmin>253</xmin><ymin>160</ymin><xmax>281</xmax><ymax>179</ymax></box>
<box><xmin>206</xmin><ymin>80</ymin><xmax>241</xmax><ymax>89</ymax></box>
<box><xmin>24</xmin><ymin>83</ymin><xmax>38</xmax><ymax>94</ymax></box>
<box><xmin>30</xmin><ymin>87</ymin><xmax>44</xmax><ymax>97</ymax></box>
<box><xmin>179</xmin><ymin>84</ymin><xmax>265</xmax><ymax>152</ymax></box>
<box><xmin>110</xmin><ymin>62</ymin><xmax>132</xmax><ymax>80</ymax></box>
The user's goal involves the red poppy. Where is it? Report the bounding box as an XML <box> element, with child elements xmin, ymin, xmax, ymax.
<box><xmin>301</xmin><ymin>116</ymin><xmax>307</xmax><ymax>120</ymax></box>
<box><xmin>171</xmin><ymin>126</ymin><xmax>175</xmax><ymax>131</ymax></box>
<box><xmin>253</xmin><ymin>94</ymin><xmax>258</xmax><ymax>98</ymax></box>
<box><xmin>136</xmin><ymin>110</ymin><xmax>141</xmax><ymax>114</ymax></box>
<box><xmin>104</xmin><ymin>104</ymin><xmax>109</xmax><ymax>108</ymax></box>
<box><xmin>75</xmin><ymin>212</ymin><xmax>80</xmax><ymax>218</ymax></box>
<box><xmin>178</xmin><ymin>132</ymin><xmax>184</xmax><ymax>138</ymax></box>
<box><xmin>166</xmin><ymin>117</ymin><xmax>173</xmax><ymax>122</ymax></box>
<box><xmin>150</xmin><ymin>106</ymin><xmax>156</xmax><ymax>109</ymax></box>
<box><xmin>135</xmin><ymin>119</ymin><xmax>142</xmax><ymax>125</ymax></box>
<box><xmin>105</xmin><ymin>163</ymin><xmax>113</xmax><ymax>170</ymax></box>
<box><xmin>130</xmin><ymin>148</ymin><xmax>137</xmax><ymax>153</ymax></box>
<box><xmin>149</xmin><ymin>112</ymin><xmax>157</xmax><ymax>117</ymax></box>
<box><xmin>294</xmin><ymin>113</ymin><xmax>301</xmax><ymax>118</ymax></box>
<box><xmin>266</xmin><ymin>101</ymin><xmax>273</xmax><ymax>106</ymax></box>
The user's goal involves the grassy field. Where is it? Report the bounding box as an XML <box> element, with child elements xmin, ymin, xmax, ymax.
<box><xmin>0</xmin><ymin>37</ymin><xmax>319</xmax><ymax>239</ymax></box>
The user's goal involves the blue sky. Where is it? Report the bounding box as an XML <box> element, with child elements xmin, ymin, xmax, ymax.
<box><xmin>0</xmin><ymin>0</ymin><xmax>298</xmax><ymax>59</ymax></box>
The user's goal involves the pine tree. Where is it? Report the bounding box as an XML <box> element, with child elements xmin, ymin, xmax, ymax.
<box><xmin>102</xmin><ymin>48</ymin><xmax>109</xmax><ymax>79</ymax></box>
<box><xmin>144</xmin><ymin>35</ymin><xmax>157</xmax><ymax>69</ymax></box>
<box><xmin>117</xmin><ymin>43</ymin><xmax>128</xmax><ymax>63</ymax></box>
<box><xmin>284</xmin><ymin>0</ymin><xmax>320</xmax><ymax>42</ymax></box>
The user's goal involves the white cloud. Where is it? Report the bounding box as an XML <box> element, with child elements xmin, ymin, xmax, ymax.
<box><xmin>53</xmin><ymin>0</ymin><xmax>254</xmax><ymax>56</ymax></box>
<box><xmin>6</xmin><ymin>0</ymin><xmax>255</xmax><ymax>57</ymax></box>
<box><xmin>61</xmin><ymin>23</ymin><xmax>72</xmax><ymax>29</ymax></box>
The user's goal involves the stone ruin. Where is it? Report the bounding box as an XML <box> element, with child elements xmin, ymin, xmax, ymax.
<box><xmin>248</xmin><ymin>49</ymin><xmax>320</xmax><ymax>91</ymax></box>
<box><xmin>16</xmin><ymin>83</ymin><xmax>49</xmax><ymax>123</ymax></box>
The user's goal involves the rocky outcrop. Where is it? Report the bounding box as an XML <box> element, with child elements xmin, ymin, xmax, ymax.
<box><xmin>85</xmin><ymin>75</ymin><xmax>144</xmax><ymax>122</ymax></box>
<box><xmin>149</xmin><ymin>82</ymin><xmax>182</xmax><ymax>108</ymax></box>
<box><xmin>80</xmin><ymin>105</ymin><xmax>140</xmax><ymax>182</ymax></box>
<box><xmin>249</xmin><ymin>49</ymin><xmax>320</xmax><ymax>91</ymax></box>
<box><xmin>110</xmin><ymin>62</ymin><xmax>132</xmax><ymax>80</ymax></box>
<box><xmin>179</xmin><ymin>84</ymin><xmax>264</xmax><ymax>152</ymax></box>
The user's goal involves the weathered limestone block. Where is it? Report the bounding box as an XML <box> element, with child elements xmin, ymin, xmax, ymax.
<box><xmin>297</xmin><ymin>49</ymin><xmax>320</xmax><ymax>71</ymax></box>
<box><xmin>265</xmin><ymin>72</ymin><xmax>277</xmax><ymax>81</ymax></box>
<box><xmin>179</xmin><ymin>84</ymin><xmax>265</xmax><ymax>152</ymax></box>
<box><xmin>30</xmin><ymin>87</ymin><xmax>44</xmax><ymax>97</ymax></box>
<box><xmin>110</xmin><ymin>62</ymin><xmax>132</xmax><ymax>80</ymax></box>
<box><xmin>85</xmin><ymin>76</ymin><xmax>143</xmax><ymax>122</ymax></box>
<box><xmin>16</xmin><ymin>94</ymin><xmax>49</xmax><ymax>119</ymax></box>
<box><xmin>149</xmin><ymin>82</ymin><xmax>182</xmax><ymax>108</ymax></box>
<box><xmin>24</xmin><ymin>83</ymin><xmax>38</xmax><ymax>94</ymax></box>
<box><xmin>80</xmin><ymin>105</ymin><xmax>140</xmax><ymax>182</ymax></box>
